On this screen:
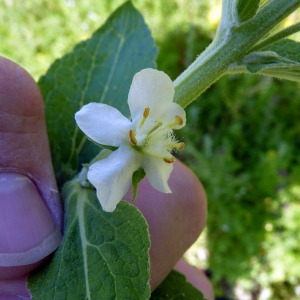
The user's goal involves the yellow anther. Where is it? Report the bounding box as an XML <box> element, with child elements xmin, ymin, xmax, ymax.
<box><xmin>175</xmin><ymin>142</ymin><xmax>185</xmax><ymax>151</ymax></box>
<box><xmin>167</xmin><ymin>115</ymin><xmax>184</xmax><ymax>129</ymax></box>
<box><xmin>163</xmin><ymin>157</ymin><xmax>175</xmax><ymax>164</ymax></box>
<box><xmin>174</xmin><ymin>115</ymin><xmax>184</xmax><ymax>126</ymax></box>
<box><xmin>139</xmin><ymin>107</ymin><xmax>150</xmax><ymax>128</ymax></box>
<box><xmin>143</xmin><ymin>107</ymin><xmax>150</xmax><ymax>118</ymax></box>
<box><xmin>129</xmin><ymin>130</ymin><xmax>137</xmax><ymax>145</ymax></box>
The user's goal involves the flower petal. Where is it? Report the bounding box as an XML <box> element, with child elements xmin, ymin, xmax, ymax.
<box><xmin>142</xmin><ymin>156</ymin><xmax>173</xmax><ymax>193</ymax></box>
<box><xmin>128</xmin><ymin>69</ymin><xmax>175</xmax><ymax>122</ymax></box>
<box><xmin>75</xmin><ymin>102</ymin><xmax>131</xmax><ymax>147</ymax></box>
<box><xmin>87</xmin><ymin>146</ymin><xmax>141</xmax><ymax>212</ymax></box>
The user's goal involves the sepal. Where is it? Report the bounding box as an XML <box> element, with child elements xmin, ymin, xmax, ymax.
<box><xmin>131</xmin><ymin>168</ymin><xmax>146</xmax><ymax>202</ymax></box>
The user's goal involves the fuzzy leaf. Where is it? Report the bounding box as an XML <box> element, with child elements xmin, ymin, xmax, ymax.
<box><xmin>28</xmin><ymin>180</ymin><xmax>151</xmax><ymax>299</ymax></box>
<box><xmin>228</xmin><ymin>39</ymin><xmax>300</xmax><ymax>82</ymax></box>
<box><xmin>265</xmin><ymin>38</ymin><xmax>300</xmax><ymax>62</ymax></box>
<box><xmin>151</xmin><ymin>270</ymin><xmax>206</xmax><ymax>299</ymax></box>
<box><xmin>39</xmin><ymin>2</ymin><xmax>157</xmax><ymax>186</ymax></box>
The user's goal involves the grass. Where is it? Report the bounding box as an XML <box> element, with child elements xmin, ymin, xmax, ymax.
<box><xmin>0</xmin><ymin>0</ymin><xmax>219</xmax><ymax>80</ymax></box>
<box><xmin>1</xmin><ymin>1</ymin><xmax>300</xmax><ymax>299</ymax></box>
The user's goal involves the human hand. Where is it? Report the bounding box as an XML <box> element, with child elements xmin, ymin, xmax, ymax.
<box><xmin>0</xmin><ymin>56</ymin><xmax>211</xmax><ymax>299</ymax></box>
<box><xmin>0</xmin><ymin>56</ymin><xmax>63</xmax><ymax>299</ymax></box>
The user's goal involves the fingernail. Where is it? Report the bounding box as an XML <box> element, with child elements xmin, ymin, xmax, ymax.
<box><xmin>0</xmin><ymin>173</ymin><xmax>62</xmax><ymax>267</ymax></box>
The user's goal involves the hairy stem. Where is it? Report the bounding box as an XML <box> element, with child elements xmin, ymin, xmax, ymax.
<box><xmin>173</xmin><ymin>0</ymin><xmax>300</xmax><ymax>108</ymax></box>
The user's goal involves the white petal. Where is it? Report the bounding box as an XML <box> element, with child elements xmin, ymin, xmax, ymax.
<box><xmin>87</xmin><ymin>147</ymin><xmax>141</xmax><ymax>212</ymax></box>
<box><xmin>128</xmin><ymin>69</ymin><xmax>175</xmax><ymax>121</ymax></box>
<box><xmin>75</xmin><ymin>102</ymin><xmax>131</xmax><ymax>147</ymax></box>
<box><xmin>142</xmin><ymin>156</ymin><xmax>173</xmax><ymax>193</ymax></box>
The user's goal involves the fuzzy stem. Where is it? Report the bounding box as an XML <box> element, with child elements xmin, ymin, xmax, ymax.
<box><xmin>173</xmin><ymin>0</ymin><xmax>300</xmax><ymax>108</ymax></box>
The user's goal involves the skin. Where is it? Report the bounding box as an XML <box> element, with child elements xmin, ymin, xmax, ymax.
<box><xmin>0</xmin><ymin>56</ymin><xmax>213</xmax><ymax>299</ymax></box>
<box><xmin>123</xmin><ymin>160</ymin><xmax>207</xmax><ymax>290</ymax></box>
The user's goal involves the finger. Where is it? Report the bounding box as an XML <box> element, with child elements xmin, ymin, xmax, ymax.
<box><xmin>0</xmin><ymin>57</ymin><xmax>62</xmax><ymax>282</ymax></box>
<box><xmin>174</xmin><ymin>258</ymin><xmax>214</xmax><ymax>300</ymax></box>
<box><xmin>0</xmin><ymin>57</ymin><xmax>63</xmax><ymax>229</ymax></box>
<box><xmin>124</xmin><ymin>160</ymin><xmax>207</xmax><ymax>290</ymax></box>
<box><xmin>0</xmin><ymin>276</ymin><xmax>30</xmax><ymax>299</ymax></box>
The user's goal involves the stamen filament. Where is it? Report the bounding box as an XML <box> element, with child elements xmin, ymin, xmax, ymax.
<box><xmin>148</xmin><ymin>122</ymin><xmax>163</xmax><ymax>135</ymax></box>
<box><xmin>142</xmin><ymin>148</ymin><xmax>173</xmax><ymax>161</ymax></box>
<box><xmin>148</xmin><ymin>116</ymin><xmax>184</xmax><ymax>139</ymax></box>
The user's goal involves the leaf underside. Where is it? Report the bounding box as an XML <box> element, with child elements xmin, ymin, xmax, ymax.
<box><xmin>151</xmin><ymin>270</ymin><xmax>207</xmax><ymax>300</ymax></box>
<box><xmin>229</xmin><ymin>39</ymin><xmax>300</xmax><ymax>82</ymax></box>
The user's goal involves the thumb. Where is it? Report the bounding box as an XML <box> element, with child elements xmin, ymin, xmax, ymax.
<box><xmin>0</xmin><ymin>57</ymin><xmax>62</xmax><ymax>294</ymax></box>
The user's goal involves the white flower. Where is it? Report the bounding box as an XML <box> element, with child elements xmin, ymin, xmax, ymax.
<box><xmin>75</xmin><ymin>68</ymin><xmax>186</xmax><ymax>212</ymax></box>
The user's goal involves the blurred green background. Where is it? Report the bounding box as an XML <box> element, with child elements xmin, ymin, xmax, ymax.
<box><xmin>1</xmin><ymin>1</ymin><xmax>300</xmax><ymax>299</ymax></box>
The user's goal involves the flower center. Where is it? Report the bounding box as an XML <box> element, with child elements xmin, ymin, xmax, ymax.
<box><xmin>128</xmin><ymin>107</ymin><xmax>184</xmax><ymax>163</ymax></box>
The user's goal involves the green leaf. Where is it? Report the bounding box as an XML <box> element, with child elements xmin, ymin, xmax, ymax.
<box><xmin>131</xmin><ymin>168</ymin><xmax>146</xmax><ymax>202</ymax></box>
<box><xmin>151</xmin><ymin>270</ymin><xmax>206</xmax><ymax>300</ymax></box>
<box><xmin>238</xmin><ymin>51</ymin><xmax>299</xmax><ymax>73</ymax></box>
<box><xmin>28</xmin><ymin>179</ymin><xmax>151</xmax><ymax>299</ymax></box>
<box><xmin>265</xmin><ymin>39</ymin><xmax>300</xmax><ymax>62</ymax></box>
<box><xmin>228</xmin><ymin>39</ymin><xmax>300</xmax><ymax>82</ymax></box>
<box><xmin>39</xmin><ymin>1</ymin><xmax>157</xmax><ymax>186</ymax></box>
<box><xmin>236</xmin><ymin>0</ymin><xmax>260</xmax><ymax>22</ymax></box>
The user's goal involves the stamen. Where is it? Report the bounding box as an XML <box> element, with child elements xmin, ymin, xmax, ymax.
<box><xmin>175</xmin><ymin>115</ymin><xmax>184</xmax><ymax>126</ymax></box>
<box><xmin>129</xmin><ymin>130</ymin><xmax>137</xmax><ymax>145</ymax></box>
<box><xmin>139</xmin><ymin>107</ymin><xmax>150</xmax><ymax>128</ymax></box>
<box><xmin>163</xmin><ymin>157</ymin><xmax>175</xmax><ymax>163</ymax></box>
<box><xmin>143</xmin><ymin>148</ymin><xmax>172</xmax><ymax>160</ymax></box>
<box><xmin>143</xmin><ymin>107</ymin><xmax>150</xmax><ymax>118</ymax></box>
<box><xmin>169</xmin><ymin>115</ymin><xmax>184</xmax><ymax>127</ymax></box>
<box><xmin>152</xmin><ymin>115</ymin><xmax>183</xmax><ymax>135</ymax></box>
<box><xmin>174</xmin><ymin>142</ymin><xmax>185</xmax><ymax>151</ymax></box>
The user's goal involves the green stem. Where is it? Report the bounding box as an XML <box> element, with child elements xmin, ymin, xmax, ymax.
<box><xmin>173</xmin><ymin>0</ymin><xmax>300</xmax><ymax>108</ymax></box>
